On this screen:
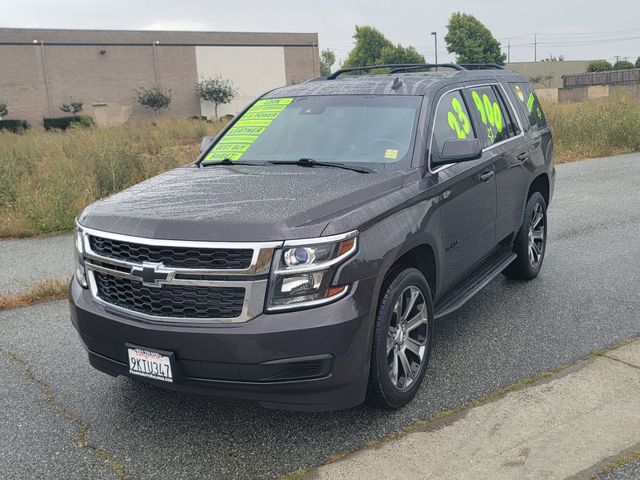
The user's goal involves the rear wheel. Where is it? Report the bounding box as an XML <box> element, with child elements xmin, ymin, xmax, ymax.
<box><xmin>366</xmin><ymin>268</ymin><xmax>434</xmax><ymax>410</ymax></box>
<box><xmin>504</xmin><ymin>191</ymin><xmax>547</xmax><ymax>280</ymax></box>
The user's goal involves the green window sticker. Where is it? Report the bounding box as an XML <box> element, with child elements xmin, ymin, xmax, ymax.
<box><xmin>447</xmin><ymin>97</ymin><xmax>471</xmax><ymax>139</ymax></box>
<box><xmin>205</xmin><ymin>98</ymin><xmax>294</xmax><ymax>161</ymax></box>
<box><xmin>527</xmin><ymin>93</ymin><xmax>535</xmax><ymax>113</ymax></box>
<box><xmin>470</xmin><ymin>89</ymin><xmax>504</xmax><ymax>143</ymax></box>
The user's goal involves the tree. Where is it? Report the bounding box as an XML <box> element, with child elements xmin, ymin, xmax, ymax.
<box><xmin>342</xmin><ymin>26</ymin><xmax>425</xmax><ymax>69</ymax></box>
<box><xmin>195</xmin><ymin>76</ymin><xmax>237</xmax><ymax>120</ymax></box>
<box><xmin>445</xmin><ymin>13</ymin><xmax>506</xmax><ymax>65</ymax></box>
<box><xmin>0</xmin><ymin>102</ymin><xmax>7</xmax><ymax>120</ymax></box>
<box><xmin>587</xmin><ymin>60</ymin><xmax>612</xmax><ymax>72</ymax></box>
<box><xmin>320</xmin><ymin>49</ymin><xmax>336</xmax><ymax>76</ymax></box>
<box><xmin>136</xmin><ymin>86</ymin><xmax>172</xmax><ymax>114</ymax></box>
<box><xmin>378</xmin><ymin>44</ymin><xmax>425</xmax><ymax>65</ymax></box>
<box><xmin>59</xmin><ymin>100</ymin><xmax>84</xmax><ymax>117</ymax></box>
<box><xmin>636</xmin><ymin>57</ymin><xmax>640</xmax><ymax>68</ymax></box>
<box><xmin>343</xmin><ymin>26</ymin><xmax>393</xmax><ymax>67</ymax></box>
<box><xmin>613</xmin><ymin>60</ymin><xmax>634</xmax><ymax>70</ymax></box>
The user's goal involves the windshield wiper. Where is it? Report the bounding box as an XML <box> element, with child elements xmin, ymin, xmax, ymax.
<box><xmin>201</xmin><ymin>158</ymin><xmax>271</xmax><ymax>167</ymax></box>
<box><xmin>271</xmin><ymin>158</ymin><xmax>374</xmax><ymax>174</ymax></box>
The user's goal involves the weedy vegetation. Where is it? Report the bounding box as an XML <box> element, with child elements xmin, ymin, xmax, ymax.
<box><xmin>1</xmin><ymin>95</ymin><xmax>639</xmax><ymax>238</ymax></box>
<box><xmin>0</xmin><ymin>118</ymin><xmax>225</xmax><ymax>237</ymax></box>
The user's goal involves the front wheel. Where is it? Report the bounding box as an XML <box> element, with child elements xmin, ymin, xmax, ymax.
<box><xmin>366</xmin><ymin>268</ymin><xmax>434</xmax><ymax>410</ymax></box>
<box><xmin>504</xmin><ymin>191</ymin><xmax>547</xmax><ymax>280</ymax></box>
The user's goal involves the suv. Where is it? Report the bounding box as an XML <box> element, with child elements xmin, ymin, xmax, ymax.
<box><xmin>69</xmin><ymin>63</ymin><xmax>554</xmax><ymax>411</ymax></box>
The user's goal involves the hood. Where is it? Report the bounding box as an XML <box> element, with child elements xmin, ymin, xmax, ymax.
<box><xmin>79</xmin><ymin>164</ymin><xmax>405</xmax><ymax>241</ymax></box>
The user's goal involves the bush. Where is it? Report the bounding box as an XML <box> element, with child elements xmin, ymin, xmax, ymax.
<box><xmin>613</xmin><ymin>60</ymin><xmax>635</xmax><ymax>70</ymax></box>
<box><xmin>0</xmin><ymin>120</ymin><xmax>30</xmax><ymax>133</ymax></box>
<box><xmin>587</xmin><ymin>60</ymin><xmax>612</xmax><ymax>72</ymax></box>
<box><xmin>43</xmin><ymin>115</ymin><xmax>94</xmax><ymax>131</ymax></box>
<box><xmin>136</xmin><ymin>86</ymin><xmax>172</xmax><ymax>114</ymax></box>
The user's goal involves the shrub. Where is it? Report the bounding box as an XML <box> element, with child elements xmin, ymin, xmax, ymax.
<box><xmin>0</xmin><ymin>120</ymin><xmax>30</xmax><ymax>133</ymax></box>
<box><xmin>59</xmin><ymin>101</ymin><xmax>84</xmax><ymax>116</ymax></box>
<box><xmin>613</xmin><ymin>60</ymin><xmax>635</xmax><ymax>70</ymax></box>
<box><xmin>43</xmin><ymin>115</ymin><xmax>94</xmax><ymax>131</ymax></box>
<box><xmin>136</xmin><ymin>86</ymin><xmax>172</xmax><ymax>114</ymax></box>
<box><xmin>195</xmin><ymin>76</ymin><xmax>236</xmax><ymax>120</ymax></box>
<box><xmin>587</xmin><ymin>60</ymin><xmax>612</xmax><ymax>72</ymax></box>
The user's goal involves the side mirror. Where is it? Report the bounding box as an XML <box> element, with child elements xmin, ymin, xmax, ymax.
<box><xmin>200</xmin><ymin>136</ymin><xmax>214</xmax><ymax>153</ymax></box>
<box><xmin>431</xmin><ymin>138</ymin><xmax>483</xmax><ymax>167</ymax></box>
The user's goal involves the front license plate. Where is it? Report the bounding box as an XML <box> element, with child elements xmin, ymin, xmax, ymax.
<box><xmin>127</xmin><ymin>347</ymin><xmax>173</xmax><ymax>383</ymax></box>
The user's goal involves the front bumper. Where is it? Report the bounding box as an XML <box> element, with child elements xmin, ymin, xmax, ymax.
<box><xmin>69</xmin><ymin>277</ymin><xmax>375</xmax><ymax>411</ymax></box>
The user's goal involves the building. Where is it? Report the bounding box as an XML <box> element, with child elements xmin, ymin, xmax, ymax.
<box><xmin>505</xmin><ymin>61</ymin><xmax>592</xmax><ymax>89</ymax></box>
<box><xmin>0</xmin><ymin>28</ymin><xmax>320</xmax><ymax>126</ymax></box>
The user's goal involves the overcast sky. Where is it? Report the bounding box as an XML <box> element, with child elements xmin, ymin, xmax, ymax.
<box><xmin>2</xmin><ymin>0</ymin><xmax>638</xmax><ymax>64</ymax></box>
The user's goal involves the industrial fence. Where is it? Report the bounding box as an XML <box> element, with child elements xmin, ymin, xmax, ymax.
<box><xmin>564</xmin><ymin>69</ymin><xmax>640</xmax><ymax>88</ymax></box>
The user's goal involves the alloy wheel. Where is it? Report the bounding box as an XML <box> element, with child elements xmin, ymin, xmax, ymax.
<box><xmin>386</xmin><ymin>285</ymin><xmax>429</xmax><ymax>391</ymax></box>
<box><xmin>528</xmin><ymin>202</ymin><xmax>545</xmax><ymax>268</ymax></box>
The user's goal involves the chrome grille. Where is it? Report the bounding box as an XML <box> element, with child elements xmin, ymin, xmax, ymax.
<box><xmin>79</xmin><ymin>226</ymin><xmax>281</xmax><ymax>323</ymax></box>
<box><xmin>94</xmin><ymin>273</ymin><xmax>245</xmax><ymax>318</ymax></box>
<box><xmin>89</xmin><ymin>235</ymin><xmax>253</xmax><ymax>270</ymax></box>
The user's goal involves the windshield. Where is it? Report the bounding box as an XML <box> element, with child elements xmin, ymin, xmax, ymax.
<box><xmin>202</xmin><ymin>95</ymin><xmax>422</xmax><ymax>171</ymax></box>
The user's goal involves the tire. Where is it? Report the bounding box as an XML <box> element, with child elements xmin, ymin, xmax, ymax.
<box><xmin>503</xmin><ymin>191</ymin><xmax>547</xmax><ymax>280</ymax></box>
<box><xmin>366</xmin><ymin>268</ymin><xmax>434</xmax><ymax>410</ymax></box>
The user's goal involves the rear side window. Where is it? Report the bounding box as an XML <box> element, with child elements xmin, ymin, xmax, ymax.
<box><xmin>510</xmin><ymin>83</ymin><xmax>547</xmax><ymax>129</ymax></box>
<box><xmin>431</xmin><ymin>90</ymin><xmax>476</xmax><ymax>160</ymax></box>
<box><xmin>467</xmin><ymin>86</ymin><xmax>513</xmax><ymax>147</ymax></box>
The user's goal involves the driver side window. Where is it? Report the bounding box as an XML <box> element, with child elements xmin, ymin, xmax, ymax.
<box><xmin>431</xmin><ymin>90</ymin><xmax>476</xmax><ymax>163</ymax></box>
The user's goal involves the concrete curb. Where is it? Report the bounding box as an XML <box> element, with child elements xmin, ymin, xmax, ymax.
<box><xmin>286</xmin><ymin>338</ymin><xmax>640</xmax><ymax>480</ymax></box>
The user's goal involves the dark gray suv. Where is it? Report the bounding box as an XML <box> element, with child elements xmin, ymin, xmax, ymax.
<box><xmin>69</xmin><ymin>63</ymin><xmax>555</xmax><ymax>411</ymax></box>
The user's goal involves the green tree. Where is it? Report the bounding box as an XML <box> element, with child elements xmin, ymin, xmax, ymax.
<box><xmin>445</xmin><ymin>13</ymin><xmax>506</xmax><ymax>65</ymax></box>
<box><xmin>587</xmin><ymin>60</ymin><xmax>612</xmax><ymax>72</ymax></box>
<box><xmin>613</xmin><ymin>60</ymin><xmax>634</xmax><ymax>70</ymax></box>
<box><xmin>342</xmin><ymin>26</ymin><xmax>425</xmax><ymax>69</ymax></box>
<box><xmin>378</xmin><ymin>44</ymin><xmax>425</xmax><ymax>65</ymax></box>
<box><xmin>0</xmin><ymin>102</ymin><xmax>7</xmax><ymax>120</ymax></box>
<box><xmin>136</xmin><ymin>86</ymin><xmax>172</xmax><ymax>114</ymax></box>
<box><xmin>196</xmin><ymin>76</ymin><xmax>237</xmax><ymax>120</ymax></box>
<box><xmin>320</xmin><ymin>49</ymin><xmax>336</xmax><ymax>76</ymax></box>
<box><xmin>636</xmin><ymin>57</ymin><xmax>640</xmax><ymax>68</ymax></box>
<box><xmin>343</xmin><ymin>26</ymin><xmax>393</xmax><ymax>67</ymax></box>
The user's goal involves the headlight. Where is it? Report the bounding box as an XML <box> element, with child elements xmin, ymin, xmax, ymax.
<box><xmin>74</xmin><ymin>225</ymin><xmax>88</xmax><ymax>288</ymax></box>
<box><xmin>266</xmin><ymin>231</ymin><xmax>358</xmax><ymax>311</ymax></box>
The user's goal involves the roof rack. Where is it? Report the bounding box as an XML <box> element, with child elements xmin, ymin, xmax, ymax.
<box><xmin>327</xmin><ymin>63</ymin><xmax>465</xmax><ymax>80</ymax></box>
<box><xmin>458</xmin><ymin>63</ymin><xmax>505</xmax><ymax>70</ymax></box>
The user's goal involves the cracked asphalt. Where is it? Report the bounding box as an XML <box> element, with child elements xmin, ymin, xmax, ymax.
<box><xmin>1</xmin><ymin>153</ymin><xmax>640</xmax><ymax>479</ymax></box>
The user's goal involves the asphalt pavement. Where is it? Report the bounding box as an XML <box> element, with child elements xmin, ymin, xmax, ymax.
<box><xmin>1</xmin><ymin>153</ymin><xmax>640</xmax><ymax>479</ymax></box>
<box><xmin>0</xmin><ymin>233</ymin><xmax>73</xmax><ymax>295</ymax></box>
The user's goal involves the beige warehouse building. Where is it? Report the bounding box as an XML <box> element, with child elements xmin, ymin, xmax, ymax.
<box><xmin>0</xmin><ymin>28</ymin><xmax>320</xmax><ymax>127</ymax></box>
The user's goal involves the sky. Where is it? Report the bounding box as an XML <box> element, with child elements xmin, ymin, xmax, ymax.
<box><xmin>2</xmin><ymin>0</ymin><xmax>638</xmax><ymax>65</ymax></box>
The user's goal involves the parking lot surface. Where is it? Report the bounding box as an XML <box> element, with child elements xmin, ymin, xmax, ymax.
<box><xmin>1</xmin><ymin>153</ymin><xmax>640</xmax><ymax>479</ymax></box>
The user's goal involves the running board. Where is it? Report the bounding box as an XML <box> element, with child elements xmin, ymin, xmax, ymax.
<box><xmin>434</xmin><ymin>248</ymin><xmax>517</xmax><ymax>319</ymax></box>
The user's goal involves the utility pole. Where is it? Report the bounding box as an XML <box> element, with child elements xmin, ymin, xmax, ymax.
<box><xmin>431</xmin><ymin>32</ymin><xmax>438</xmax><ymax>71</ymax></box>
<box><xmin>534</xmin><ymin>33</ymin><xmax>537</xmax><ymax>62</ymax></box>
<box><xmin>508</xmin><ymin>39</ymin><xmax>511</xmax><ymax>63</ymax></box>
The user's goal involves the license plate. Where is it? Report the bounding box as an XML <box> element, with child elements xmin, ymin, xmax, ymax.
<box><xmin>127</xmin><ymin>347</ymin><xmax>173</xmax><ymax>382</ymax></box>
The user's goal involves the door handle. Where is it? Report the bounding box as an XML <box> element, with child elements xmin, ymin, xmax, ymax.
<box><xmin>518</xmin><ymin>152</ymin><xmax>530</xmax><ymax>162</ymax></box>
<box><xmin>479</xmin><ymin>170</ymin><xmax>494</xmax><ymax>182</ymax></box>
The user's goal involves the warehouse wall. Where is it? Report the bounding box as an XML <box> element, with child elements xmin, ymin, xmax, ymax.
<box><xmin>0</xmin><ymin>28</ymin><xmax>319</xmax><ymax>127</ymax></box>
